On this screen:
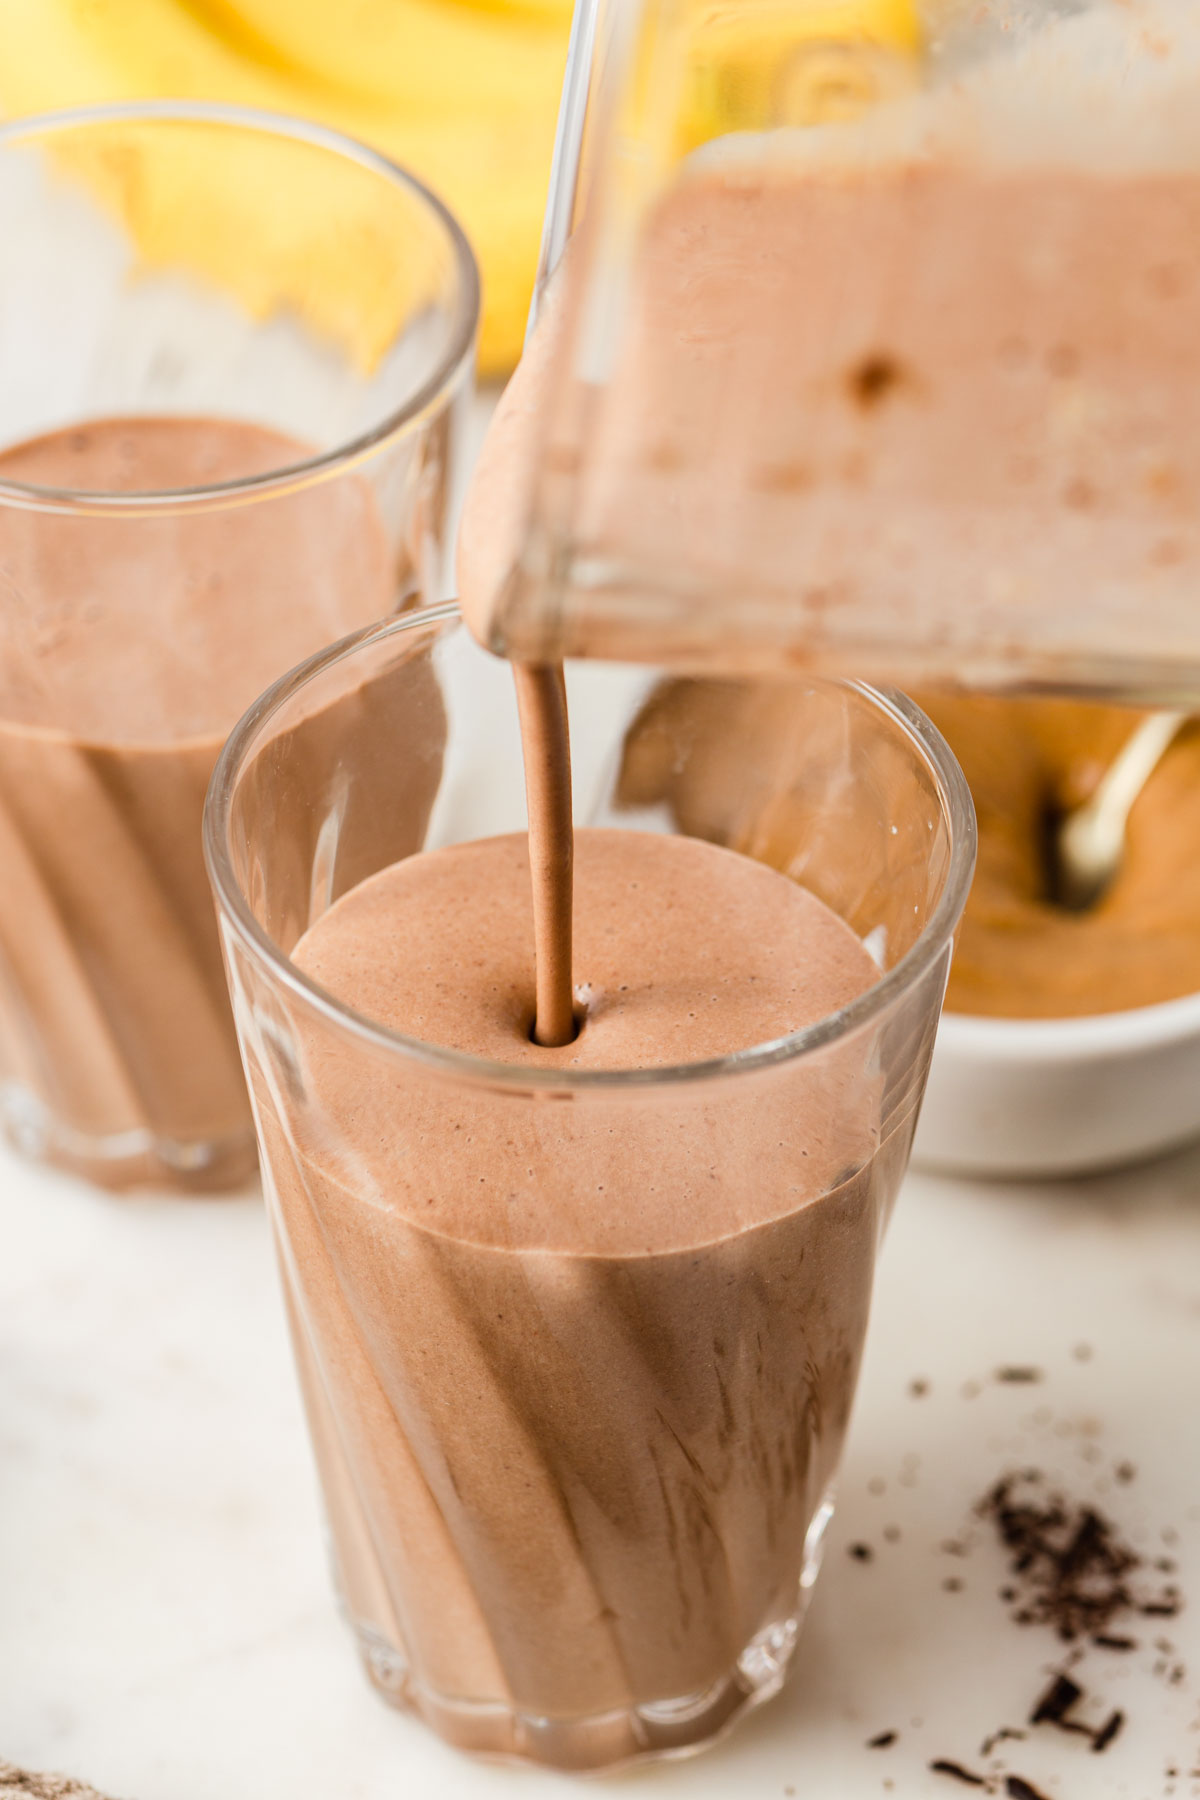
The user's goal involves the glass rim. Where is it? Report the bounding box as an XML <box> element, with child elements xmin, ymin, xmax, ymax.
<box><xmin>204</xmin><ymin>603</ymin><xmax>977</xmax><ymax>1094</ymax></box>
<box><xmin>0</xmin><ymin>100</ymin><xmax>481</xmax><ymax>516</ymax></box>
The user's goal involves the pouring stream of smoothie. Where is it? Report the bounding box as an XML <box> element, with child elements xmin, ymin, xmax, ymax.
<box><xmin>512</xmin><ymin>660</ymin><xmax>575</xmax><ymax>1046</ymax></box>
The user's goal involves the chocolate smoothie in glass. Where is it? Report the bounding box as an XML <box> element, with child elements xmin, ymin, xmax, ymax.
<box><xmin>0</xmin><ymin>103</ymin><xmax>477</xmax><ymax>1189</ymax></box>
<box><xmin>206</xmin><ymin>604</ymin><xmax>974</xmax><ymax>1770</ymax></box>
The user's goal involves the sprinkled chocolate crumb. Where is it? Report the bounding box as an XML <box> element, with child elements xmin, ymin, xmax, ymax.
<box><xmin>1029</xmin><ymin>1671</ymin><xmax>1083</xmax><ymax>1725</ymax></box>
<box><xmin>1091</xmin><ymin>1709</ymin><xmax>1124</xmax><ymax>1753</ymax></box>
<box><xmin>1073</xmin><ymin>1343</ymin><xmax>1093</xmax><ymax>1361</ymax></box>
<box><xmin>848</xmin><ymin>352</ymin><xmax>908</xmax><ymax>409</ymax></box>
<box><xmin>867</xmin><ymin>1731</ymin><xmax>897</xmax><ymax>1749</ymax></box>
<box><xmin>1115</xmin><ymin>1461</ymin><xmax>1137</xmax><ymax>1484</ymax></box>
<box><xmin>942</xmin><ymin>1539</ymin><xmax>969</xmax><ymax>1557</ymax></box>
<box><xmin>1006</xmin><ymin>1779</ymin><xmax>1052</xmax><ymax>1800</ymax></box>
<box><xmin>849</xmin><ymin>1542</ymin><xmax>874</xmax><ymax>1562</ymax></box>
<box><xmin>943</xmin><ymin>1577</ymin><xmax>965</xmax><ymax>1593</ymax></box>
<box><xmin>909</xmin><ymin>1378</ymin><xmax>930</xmax><ymax>1398</ymax></box>
<box><xmin>979</xmin><ymin>1470</ymin><xmax>1176</xmax><ymax>1641</ymax></box>
<box><xmin>883</xmin><ymin>1525</ymin><xmax>901</xmax><ymax>1543</ymax></box>
<box><xmin>930</xmin><ymin>1760</ymin><xmax>987</xmax><ymax>1786</ymax></box>
<box><xmin>996</xmin><ymin>1367</ymin><xmax>1043</xmax><ymax>1385</ymax></box>
<box><xmin>1093</xmin><ymin>1633</ymin><xmax>1137</xmax><ymax>1651</ymax></box>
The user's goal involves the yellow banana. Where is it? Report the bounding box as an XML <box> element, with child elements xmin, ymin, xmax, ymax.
<box><xmin>0</xmin><ymin>0</ymin><xmax>922</xmax><ymax>374</ymax></box>
<box><xmin>0</xmin><ymin>0</ymin><xmax>564</xmax><ymax>372</ymax></box>
<box><xmin>199</xmin><ymin>0</ymin><xmax>572</xmax><ymax>107</ymax></box>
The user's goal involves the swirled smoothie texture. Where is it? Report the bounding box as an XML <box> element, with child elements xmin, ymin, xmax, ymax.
<box><xmin>0</xmin><ymin>416</ymin><xmax>399</xmax><ymax>1187</ymax></box>
<box><xmin>271</xmin><ymin>828</ymin><xmax>894</xmax><ymax>1760</ymax></box>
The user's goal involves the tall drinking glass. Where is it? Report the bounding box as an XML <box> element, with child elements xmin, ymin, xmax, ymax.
<box><xmin>0</xmin><ymin>103</ymin><xmax>478</xmax><ymax>1190</ymax></box>
<box><xmin>205</xmin><ymin>603</ymin><xmax>974</xmax><ymax>1771</ymax></box>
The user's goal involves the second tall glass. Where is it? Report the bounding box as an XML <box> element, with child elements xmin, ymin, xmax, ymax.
<box><xmin>0</xmin><ymin>102</ymin><xmax>478</xmax><ymax>1190</ymax></box>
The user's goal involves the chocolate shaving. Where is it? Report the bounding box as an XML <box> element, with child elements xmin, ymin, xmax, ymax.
<box><xmin>1091</xmin><ymin>1709</ymin><xmax>1124</xmax><ymax>1753</ymax></box>
<box><xmin>1093</xmin><ymin>1633</ymin><xmax>1136</xmax><ymax>1651</ymax></box>
<box><xmin>1029</xmin><ymin>1672</ymin><xmax>1083</xmax><ymax>1724</ymax></box>
<box><xmin>1028</xmin><ymin>1671</ymin><xmax>1124</xmax><ymax>1748</ymax></box>
<box><xmin>930</xmin><ymin>1761</ymin><xmax>987</xmax><ymax>1786</ymax></box>
<box><xmin>995</xmin><ymin>1367</ymin><xmax>1043</xmax><ymax>1384</ymax></box>
<box><xmin>867</xmin><ymin>1730</ymin><xmax>897</xmax><ymax>1749</ymax></box>
<box><xmin>980</xmin><ymin>1727</ymin><xmax>1026</xmax><ymax>1757</ymax></box>
<box><xmin>1006</xmin><ymin>1780</ymin><xmax>1052</xmax><ymax>1800</ymax></box>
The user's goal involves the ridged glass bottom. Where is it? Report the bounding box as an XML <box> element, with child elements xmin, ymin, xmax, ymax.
<box><xmin>0</xmin><ymin>1079</ymin><xmax>257</xmax><ymax>1193</ymax></box>
<box><xmin>347</xmin><ymin>1490</ymin><xmax>836</xmax><ymax>1773</ymax></box>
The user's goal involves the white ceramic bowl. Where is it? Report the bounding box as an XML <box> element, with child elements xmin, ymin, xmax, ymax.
<box><xmin>912</xmin><ymin>992</ymin><xmax>1200</xmax><ymax>1178</ymax></box>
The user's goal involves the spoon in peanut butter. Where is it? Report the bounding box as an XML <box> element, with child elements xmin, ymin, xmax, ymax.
<box><xmin>1053</xmin><ymin>709</ymin><xmax>1190</xmax><ymax>911</ymax></box>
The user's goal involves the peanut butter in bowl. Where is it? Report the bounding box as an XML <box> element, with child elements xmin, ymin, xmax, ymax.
<box><xmin>613</xmin><ymin>678</ymin><xmax>1200</xmax><ymax>1175</ymax></box>
<box><xmin>908</xmin><ymin>694</ymin><xmax>1200</xmax><ymax>1021</ymax></box>
<box><xmin>616</xmin><ymin>677</ymin><xmax>1200</xmax><ymax>1023</ymax></box>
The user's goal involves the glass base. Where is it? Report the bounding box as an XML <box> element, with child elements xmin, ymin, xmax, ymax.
<box><xmin>350</xmin><ymin>1489</ymin><xmax>836</xmax><ymax>1773</ymax></box>
<box><xmin>0</xmin><ymin>1080</ymin><xmax>257</xmax><ymax>1193</ymax></box>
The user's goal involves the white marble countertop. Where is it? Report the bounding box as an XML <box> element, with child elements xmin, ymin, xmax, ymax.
<box><xmin>3</xmin><ymin>1134</ymin><xmax>1199</xmax><ymax>1799</ymax></box>
<box><xmin>3</xmin><ymin>384</ymin><xmax>1198</xmax><ymax>1796</ymax></box>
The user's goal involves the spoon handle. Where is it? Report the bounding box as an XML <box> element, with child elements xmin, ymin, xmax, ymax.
<box><xmin>1089</xmin><ymin>709</ymin><xmax>1189</xmax><ymax>834</ymax></box>
<box><xmin>1055</xmin><ymin>708</ymin><xmax>1189</xmax><ymax>910</ymax></box>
